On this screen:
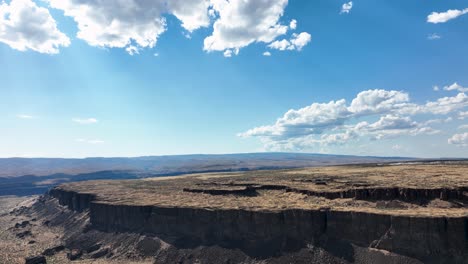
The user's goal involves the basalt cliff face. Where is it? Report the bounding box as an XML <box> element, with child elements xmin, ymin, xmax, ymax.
<box><xmin>4</xmin><ymin>162</ymin><xmax>468</xmax><ymax>264</ymax></box>
<box><xmin>48</xmin><ymin>183</ymin><xmax>468</xmax><ymax>263</ymax></box>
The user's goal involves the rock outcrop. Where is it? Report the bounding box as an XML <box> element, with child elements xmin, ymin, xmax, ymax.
<box><xmin>48</xmin><ymin>186</ymin><xmax>468</xmax><ymax>263</ymax></box>
<box><xmin>42</xmin><ymin>162</ymin><xmax>468</xmax><ymax>263</ymax></box>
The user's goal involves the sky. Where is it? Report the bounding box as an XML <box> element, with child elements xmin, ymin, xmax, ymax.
<box><xmin>0</xmin><ymin>0</ymin><xmax>467</xmax><ymax>158</ymax></box>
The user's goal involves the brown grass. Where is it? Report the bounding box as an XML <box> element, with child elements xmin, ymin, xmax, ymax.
<box><xmin>56</xmin><ymin>162</ymin><xmax>468</xmax><ymax>217</ymax></box>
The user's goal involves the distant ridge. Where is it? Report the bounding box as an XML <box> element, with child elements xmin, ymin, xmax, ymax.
<box><xmin>0</xmin><ymin>152</ymin><xmax>414</xmax><ymax>178</ymax></box>
<box><xmin>0</xmin><ymin>152</ymin><xmax>418</xmax><ymax>196</ymax></box>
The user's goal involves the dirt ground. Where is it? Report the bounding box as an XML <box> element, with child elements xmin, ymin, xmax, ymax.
<box><xmin>0</xmin><ymin>196</ymin><xmax>152</xmax><ymax>264</ymax></box>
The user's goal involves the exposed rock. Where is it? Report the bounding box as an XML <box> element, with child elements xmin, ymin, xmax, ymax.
<box><xmin>137</xmin><ymin>236</ymin><xmax>161</xmax><ymax>256</ymax></box>
<box><xmin>67</xmin><ymin>249</ymin><xmax>82</xmax><ymax>260</ymax></box>
<box><xmin>16</xmin><ymin>230</ymin><xmax>32</xmax><ymax>239</ymax></box>
<box><xmin>44</xmin><ymin>162</ymin><xmax>468</xmax><ymax>263</ymax></box>
<box><xmin>42</xmin><ymin>245</ymin><xmax>65</xmax><ymax>256</ymax></box>
<box><xmin>45</xmin><ymin>188</ymin><xmax>468</xmax><ymax>263</ymax></box>
<box><xmin>15</xmin><ymin>220</ymin><xmax>30</xmax><ymax>228</ymax></box>
<box><xmin>85</xmin><ymin>243</ymin><xmax>101</xmax><ymax>253</ymax></box>
<box><xmin>24</xmin><ymin>255</ymin><xmax>46</xmax><ymax>264</ymax></box>
<box><xmin>376</xmin><ymin>200</ymin><xmax>408</xmax><ymax>209</ymax></box>
<box><xmin>90</xmin><ymin>247</ymin><xmax>109</xmax><ymax>259</ymax></box>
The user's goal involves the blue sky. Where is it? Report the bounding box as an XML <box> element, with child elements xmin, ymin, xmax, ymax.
<box><xmin>0</xmin><ymin>0</ymin><xmax>467</xmax><ymax>158</ymax></box>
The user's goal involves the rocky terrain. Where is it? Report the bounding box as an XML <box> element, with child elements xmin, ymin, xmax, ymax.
<box><xmin>1</xmin><ymin>161</ymin><xmax>467</xmax><ymax>263</ymax></box>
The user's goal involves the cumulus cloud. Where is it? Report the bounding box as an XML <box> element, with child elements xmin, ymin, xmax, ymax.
<box><xmin>459</xmin><ymin>111</ymin><xmax>468</xmax><ymax>120</ymax></box>
<box><xmin>239</xmin><ymin>99</ymin><xmax>350</xmax><ymax>139</ymax></box>
<box><xmin>72</xmin><ymin>118</ymin><xmax>98</xmax><ymax>124</ymax></box>
<box><xmin>290</xmin><ymin>32</ymin><xmax>311</xmax><ymax>50</ymax></box>
<box><xmin>126</xmin><ymin>46</ymin><xmax>139</xmax><ymax>56</ymax></box>
<box><xmin>289</xmin><ymin>19</ymin><xmax>297</xmax><ymax>30</ymax></box>
<box><xmin>268</xmin><ymin>32</ymin><xmax>311</xmax><ymax>51</ymax></box>
<box><xmin>427</xmin><ymin>8</ymin><xmax>468</xmax><ymax>24</ymax></box>
<box><xmin>268</xmin><ymin>39</ymin><xmax>291</xmax><ymax>51</ymax></box>
<box><xmin>340</xmin><ymin>1</ymin><xmax>353</xmax><ymax>14</ymax></box>
<box><xmin>223</xmin><ymin>48</ymin><xmax>239</xmax><ymax>57</ymax></box>
<box><xmin>44</xmin><ymin>0</ymin><xmax>307</xmax><ymax>56</ymax></box>
<box><xmin>47</xmin><ymin>0</ymin><xmax>167</xmax><ymax>53</ymax></box>
<box><xmin>240</xmin><ymin>88</ymin><xmax>467</xmax><ymax>150</ymax></box>
<box><xmin>423</xmin><ymin>93</ymin><xmax>468</xmax><ymax>115</ymax></box>
<box><xmin>367</xmin><ymin>115</ymin><xmax>417</xmax><ymax>131</ymax></box>
<box><xmin>448</xmin><ymin>133</ymin><xmax>468</xmax><ymax>147</ymax></box>
<box><xmin>444</xmin><ymin>82</ymin><xmax>468</xmax><ymax>92</ymax></box>
<box><xmin>47</xmin><ymin>0</ymin><xmax>212</xmax><ymax>54</ymax></box>
<box><xmin>204</xmin><ymin>0</ymin><xmax>290</xmax><ymax>54</ymax></box>
<box><xmin>167</xmin><ymin>0</ymin><xmax>211</xmax><ymax>32</ymax></box>
<box><xmin>348</xmin><ymin>89</ymin><xmax>410</xmax><ymax>115</ymax></box>
<box><xmin>0</xmin><ymin>0</ymin><xmax>70</xmax><ymax>54</ymax></box>
<box><xmin>263</xmin><ymin>51</ymin><xmax>271</xmax><ymax>56</ymax></box>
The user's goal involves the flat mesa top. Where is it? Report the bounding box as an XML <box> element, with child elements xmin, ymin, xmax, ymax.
<box><xmin>56</xmin><ymin>161</ymin><xmax>468</xmax><ymax>217</ymax></box>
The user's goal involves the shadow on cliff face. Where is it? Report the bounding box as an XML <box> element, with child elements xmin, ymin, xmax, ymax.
<box><xmin>6</xmin><ymin>195</ymin><xmax>428</xmax><ymax>264</ymax></box>
<box><xmin>171</xmin><ymin>234</ymin><xmax>312</xmax><ymax>259</ymax></box>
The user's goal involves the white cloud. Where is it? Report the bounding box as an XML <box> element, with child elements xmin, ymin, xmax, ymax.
<box><xmin>239</xmin><ymin>99</ymin><xmax>351</xmax><ymax>139</ymax></box>
<box><xmin>433</xmin><ymin>85</ymin><xmax>440</xmax><ymax>91</ymax></box>
<box><xmin>458</xmin><ymin>111</ymin><xmax>468</xmax><ymax>120</ymax></box>
<box><xmin>423</xmin><ymin>93</ymin><xmax>468</xmax><ymax>115</ymax></box>
<box><xmin>76</xmin><ymin>138</ymin><xmax>104</xmax><ymax>144</ymax></box>
<box><xmin>38</xmin><ymin>0</ymin><xmax>309</xmax><ymax>56</ymax></box>
<box><xmin>223</xmin><ymin>48</ymin><xmax>239</xmax><ymax>57</ymax></box>
<box><xmin>268</xmin><ymin>32</ymin><xmax>311</xmax><ymax>51</ymax></box>
<box><xmin>290</xmin><ymin>32</ymin><xmax>311</xmax><ymax>51</ymax></box>
<box><xmin>448</xmin><ymin>133</ymin><xmax>468</xmax><ymax>147</ymax></box>
<box><xmin>72</xmin><ymin>118</ymin><xmax>98</xmax><ymax>124</ymax></box>
<box><xmin>204</xmin><ymin>0</ymin><xmax>289</xmax><ymax>54</ymax></box>
<box><xmin>126</xmin><ymin>45</ymin><xmax>139</xmax><ymax>56</ymax></box>
<box><xmin>263</xmin><ymin>51</ymin><xmax>271</xmax><ymax>56</ymax></box>
<box><xmin>320</xmin><ymin>131</ymin><xmax>356</xmax><ymax>145</ymax></box>
<box><xmin>423</xmin><ymin>117</ymin><xmax>453</xmax><ymax>126</ymax></box>
<box><xmin>289</xmin><ymin>19</ymin><xmax>297</xmax><ymax>30</ymax></box>
<box><xmin>0</xmin><ymin>0</ymin><xmax>70</xmax><ymax>54</ymax></box>
<box><xmin>340</xmin><ymin>1</ymin><xmax>353</xmax><ymax>14</ymax></box>
<box><xmin>167</xmin><ymin>0</ymin><xmax>211</xmax><ymax>32</ymax></box>
<box><xmin>17</xmin><ymin>114</ymin><xmax>34</xmax><ymax>119</ymax></box>
<box><xmin>47</xmin><ymin>0</ymin><xmax>211</xmax><ymax>53</ymax></box>
<box><xmin>268</xmin><ymin>39</ymin><xmax>292</xmax><ymax>51</ymax></box>
<box><xmin>367</xmin><ymin>115</ymin><xmax>417</xmax><ymax>131</ymax></box>
<box><xmin>47</xmin><ymin>0</ymin><xmax>166</xmax><ymax>51</ymax></box>
<box><xmin>427</xmin><ymin>8</ymin><xmax>468</xmax><ymax>24</ymax></box>
<box><xmin>444</xmin><ymin>82</ymin><xmax>468</xmax><ymax>92</ymax></box>
<box><xmin>348</xmin><ymin>89</ymin><xmax>410</xmax><ymax>115</ymax></box>
<box><xmin>459</xmin><ymin>124</ymin><xmax>468</xmax><ymax>130</ymax></box>
<box><xmin>240</xmin><ymin>88</ymin><xmax>467</xmax><ymax>150</ymax></box>
<box><xmin>427</xmin><ymin>33</ymin><xmax>441</xmax><ymax>40</ymax></box>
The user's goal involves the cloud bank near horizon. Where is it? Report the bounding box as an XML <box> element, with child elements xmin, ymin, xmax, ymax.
<box><xmin>239</xmin><ymin>83</ymin><xmax>468</xmax><ymax>151</ymax></box>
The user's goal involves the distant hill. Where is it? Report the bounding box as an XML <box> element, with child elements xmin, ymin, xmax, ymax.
<box><xmin>0</xmin><ymin>153</ymin><xmax>415</xmax><ymax>196</ymax></box>
<box><xmin>0</xmin><ymin>153</ymin><xmax>412</xmax><ymax>178</ymax></box>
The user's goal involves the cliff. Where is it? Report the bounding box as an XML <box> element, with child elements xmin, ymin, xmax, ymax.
<box><xmin>45</xmin><ymin>162</ymin><xmax>468</xmax><ymax>263</ymax></box>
